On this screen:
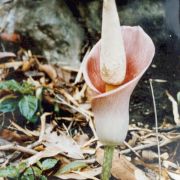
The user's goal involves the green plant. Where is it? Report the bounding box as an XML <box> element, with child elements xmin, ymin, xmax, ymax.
<box><xmin>0</xmin><ymin>80</ymin><xmax>42</xmax><ymax>123</ymax></box>
<box><xmin>0</xmin><ymin>158</ymin><xmax>58</xmax><ymax>179</ymax></box>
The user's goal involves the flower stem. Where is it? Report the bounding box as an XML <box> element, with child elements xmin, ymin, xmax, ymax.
<box><xmin>101</xmin><ymin>145</ymin><xmax>115</xmax><ymax>180</ymax></box>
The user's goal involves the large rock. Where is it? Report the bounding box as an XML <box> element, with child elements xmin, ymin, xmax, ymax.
<box><xmin>0</xmin><ymin>0</ymin><xmax>166</xmax><ymax>66</ymax></box>
<box><xmin>0</xmin><ymin>0</ymin><xmax>85</xmax><ymax>68</ymax></box>
<box><xmin>77</xmin><ymin>0</ymin><xmax>102</xmax><ymax>43</ymax></box>
<box><xmin>118</xmin><ymin>0</ymin><xmax>166</xmax><ymax>44</ymax></box>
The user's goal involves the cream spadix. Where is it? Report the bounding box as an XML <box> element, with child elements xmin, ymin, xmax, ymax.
<box><xmin>83</xmin><ymin>26</ymin><xmax>155</xmax><ymax>145</ymax></box>
<box><xmin>100</xmin><ymin>0</ymin><xmax>126</xmax><ymax>85</ymax></box>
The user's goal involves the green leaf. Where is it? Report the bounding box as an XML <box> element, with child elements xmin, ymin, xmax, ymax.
<box><xmin>0</xmin><ymin>166</ymin><xmax>19</xmax><ymax>178</ymax></box>
<box><xmin>39</xmin><ymin>175</ymin><xmax>48</xmax><ymax>180</ymax></box>
<box><xmin>40</xmin><ymin>159</ymin><xmax>58</xmax><ymax>171</ymax></box>
<box><xmin>28</xmin><ymin>114</ymin><xmax>38</xmax><ymax>123</ymax></box>
<box><xmin>20</xmin><ymin>174</ymin><xmax>46</xmax><ymax>180</ymax></box>
<box><xmin>21</xmin><ymin>175</ymin><xmax>47</xmax><ymax>180</ymax></box>
<box><xmin>0</xmin><ymin>95</ymin><xmax>18</xmax><ymax>113</ymax></box>
<box><xmin>17</xmin><ymin>162</ymin><xmax>28</xmax><ymax>172</ymax></box>
<box><xmin>0</xmin><ymin>80</ymin><xmax>34</xmax><ymax>94</ymax></box>
<box><xmin>57</xmin><ymin>161</ymin><xmax>87</xmax><ymax>175</ymax></box>
<box><xmin>20</xmin><ymin>82</ymin><xmax>34</xmax><ymax>95</ymax></box>
<box><xmin>23</xmin><ymin>166</ymin><xmax>42</xmax><ymax>177</ymax></box>
<box><xmin>18</xmin><ymin>95</ymin><xmax>38</xmax><ymax>122</ymax></box>
<box><xmin>0</xmin><ymin>80</ymin><xmax>21</xmax><ymax>92</ymax></box>
<box><xmin>177</xmin><ymin>92</ymin><xmax>180</xmax><ymax>104</ymax></box>
<box><xmin>20</xmin><ymin>175</ymin><xmax>35</xmax><ymax>180</ymax></box>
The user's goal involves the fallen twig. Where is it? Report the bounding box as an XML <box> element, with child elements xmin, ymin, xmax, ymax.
<box><xmin>121</xmin><ymin>134</ymin><xmax>180</xmax><ymax>154</ymax></box>
<box><xmin>123</xmin><ymin>141</ymin><xmax>141</xmax><ymax>158</ymax></box>
<box><xmin>166</xmin><ymin>91</ymin><xmax>180</xmax><ymax>125</ymax></box>
<box><xmin>0</xmin><ymin>144</ymin><xmax>37</xmax><ymax>155</ymax></box>
<box><xmin>27</xmin><ymin>113</ymin><xmax>51</xmax><ymax>149</ymax></box>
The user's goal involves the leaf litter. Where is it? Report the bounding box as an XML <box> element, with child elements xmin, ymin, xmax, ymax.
<box><xmin>0</xmin><ymin>50</ymin><xmax>179</xmax><ymax>179</ymax></box>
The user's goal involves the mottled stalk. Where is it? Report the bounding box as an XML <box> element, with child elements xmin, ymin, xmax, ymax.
<box><xmin>101</xmin><ymin>146</ymin><xmax>115</xmax><ymax>180</ymax></box>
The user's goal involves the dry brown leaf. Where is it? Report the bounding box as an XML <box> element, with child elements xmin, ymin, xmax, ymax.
<box><xmin>73</xmin><ymin>84</ymin><xmax>87</xmax><ymax>102</ymax></box>
<box><xmin>54</xmin><ymin>93</ymin><xmax>93</xmax><ymax>118</ymax></box>
<box><xmin>22</xmin><ymin>58</ymin><xmax>35</xmax><ymax>71</ymax></box>
<box><xmin>26</xmin><ymin>123</ymin><xmax>84</xmax><ymax>165</ymax></box>
<box><xmin>61</xmin><ymin>69</ymin><xmax>72</xmax><ymax>83</ymax></box>
<box><xmin>142</xmin><ymin>151</ymin><xmax>169</xmax><ymax>162</ymax></box>
<box><xmin>38</xmin><ymin>112</ymin><xmax>52</xmax><ymax>142</ymax></box>
<box><xmin>55</xmin><ymin>66</ymin><xmax>73</xmax><ymax>83</ymax></box>
<box><xmin>74</xmin><ymin>134</ymin><xmax>89</xmax><ymax>146</ymax></box>
<box><xmin>82</xmin><ymin>148</ymin><xmax>96</xmax><ymax>155</ymax></box>
<box><xmin>34</xmin><ymin>145</ymin><xmax>44</xmax><ymax>151</ymax></box>
<box><xmin>55</xmin><ymin>167</ymin><xmax>101</xmax><ymax>180</ymax></box>
<box><xmin>168</xmin><ymin>171</ymin><xmax>180</xmax><ymax>180</ymax></box>
<box><xmin>142</xmin><ymin>136</ymin><xmax>157</xmax><ymax>144</ymax></box>
<box><xmin>42</xmin><ymin>124</ymin><xmax>84</xmax><ymax>159</ymax></box>
<box><xmin>82</xmin><ymin>137</ymin><xmax>97</xmax><ymax>148</ymax></box>
<box><xmin>163</xmin><ymin>160</ymin><xmax>179</xmax><ymax>169</ymax></box>
<box><xmin>26</xmin><ymin>146</ymin><xmax>60</xmax><ymax>166</ymax></box>
<box><xmin>0</xmin><ymin>129</ymin><xmax>33</xmax><ymax>143</ymax></box>
<box><xmin>27</xmin><ymin>77</ymin><xmax>41</xmax><ymax>88</ymax></box>
<box><xmin>161</xmin><ymin>153</ymin><xmax>169</xmax><ymax>160</ymax></box>
<box><xmin>59</xmin><ymin>89</ymin><xmax>79</xmax><ymax>106</ymax></box>
<box><xmin>127</xmin><ymin>132</ymin><xmax>139</xmax><ymax>147</ymax></box>
<box><xmin>55</xmin><ymin>172</ymin><xmax>86</xmax><ymax>180</ymax></box>
<box><xmin>61</xmin><ymin>66</ymin><xmax>79</xmax><ymax>72</ymax></box>
<box><xmin>142</xmin><ymin>150</ymin><xmax>158</xmax><ymax>161</ymax></box>
<box><xmin>11</xmin><ymin>121</ymin><xmax>34</xmax><ymax>137</ymax></box>
<box><xmin>38</xmin><ymin>63</ymin><xmax>57</xmax><ymax>81</ymax></box>
<box><xmin>79</xmin><ymin>103</ymin><xmax>91</xmax><ymax>111</ymax></box>
<box><xmin>0</xmin><ymin>61</ymin><xmax>23</xmax><ymax>69</ymax></box>
<box><xmin>96</xmin><ymin>148</ymin><xmax>149</xmax><ymax>180</ymax></box>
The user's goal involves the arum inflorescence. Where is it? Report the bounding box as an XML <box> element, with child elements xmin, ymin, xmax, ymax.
<box><xmin>83</xmin><ymin>26</ymin><xmax>155</xmax><ymax>145</ymax></box>
<box><xmin>100</xmin><ymin>0</ymin><xmax>126</xmax><ymax>86</ymax></box>
<box><xmin>83</xmin><ymin>0</ymin><xmax>155</xmax><ymax>179</ymax></box>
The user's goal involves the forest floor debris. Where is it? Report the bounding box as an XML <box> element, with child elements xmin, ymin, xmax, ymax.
<box><xmin>0</xmin><ymin>50</ymin><xmax>180</xmax><ymax>179</ymax></box>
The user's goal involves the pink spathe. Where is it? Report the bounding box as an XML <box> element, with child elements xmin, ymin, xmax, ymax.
<box><xmin>83</xmin><ymin>26</ymin><xmax>155</xmax><ymax>145</ymax></box>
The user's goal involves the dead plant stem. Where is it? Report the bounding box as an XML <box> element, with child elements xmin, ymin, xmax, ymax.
<box><xmin>149</xmin><ymin>79</ymin><xmax>162</xmax><ymax>179</ymax></box>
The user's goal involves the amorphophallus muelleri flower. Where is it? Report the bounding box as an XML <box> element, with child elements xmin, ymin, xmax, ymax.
<box><xmin>82</xmin><ymin>0</ymin><xmax>155</xmax><ymax>179</ymax></box>
<box><xmin>83</xmin><ymin>26</ymin><xmax>155</xmax><ymax>145</ymax></box>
